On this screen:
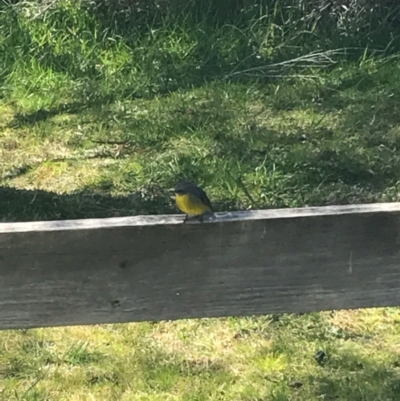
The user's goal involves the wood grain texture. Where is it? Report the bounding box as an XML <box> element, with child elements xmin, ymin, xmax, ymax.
<box><xmin>1</xmin><ymin>202</ymin><xmax>400</xmax><ymax>330</ymax></box>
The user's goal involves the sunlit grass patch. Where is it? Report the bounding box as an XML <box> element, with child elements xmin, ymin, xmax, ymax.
<box><xmin>2</xmin><ymin>310</ymin><xmax>400</xmax><ymax>400</ymax></box>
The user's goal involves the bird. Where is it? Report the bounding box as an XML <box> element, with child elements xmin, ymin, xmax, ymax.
<box><xmin>172</xmin><ymin>180</ymin><xmax>213</xmax><ymax>222</ymax></box>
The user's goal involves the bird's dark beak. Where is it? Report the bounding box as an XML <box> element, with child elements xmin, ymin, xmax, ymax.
<box><xmin>168</xmin><ymin>188</ymin><xmax>176</xmax><ymax>197</ymax></box>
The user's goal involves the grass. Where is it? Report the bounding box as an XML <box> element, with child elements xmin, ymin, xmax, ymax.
<box><xmin>2</xmin><ymin>311</ymin><xmax>400</xmax><ymax>400</ymax></box>
<box><xmin>2</xmin><ymin>0</ymin><xmax>400</xmax><ymax>400</ymax></box>
<box><xmin>2</xmin><ymin>60</ymin><xmax>400</xmax><ymax>221</ymax></box>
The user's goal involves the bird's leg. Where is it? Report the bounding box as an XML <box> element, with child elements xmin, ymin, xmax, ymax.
<box><xmin>183</xmin><ymin>214</ymin><xmax>188</xmax><ymax>223</ymax></box>
<box><xmin>199</xmin><ymin>214</ymin><xmax>204</xmax><ymax>222</ymax></box>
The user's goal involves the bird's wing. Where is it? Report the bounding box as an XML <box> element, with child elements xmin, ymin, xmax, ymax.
<box><xmin>199</xmin><ymin>189</ymin><xmax>213</xmax><ymax>211</ymax></box>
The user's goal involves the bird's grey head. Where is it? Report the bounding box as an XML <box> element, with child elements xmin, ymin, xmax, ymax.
<box><xmin>174</xmin><ymin>180</ymin><xmax>196</xmax><ymax>195</ymax></box>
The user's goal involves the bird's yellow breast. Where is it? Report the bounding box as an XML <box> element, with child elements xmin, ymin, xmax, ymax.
<box><xmin>175</xmin><ymin>193</ymin><xmax>211</xmax><ymax>216</ymax></box>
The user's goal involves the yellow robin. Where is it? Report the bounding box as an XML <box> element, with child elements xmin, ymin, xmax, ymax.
<box><xmin>173</xmin><ymin>180</ymin><xmax>213</xmax><ymax>222</ymax></box>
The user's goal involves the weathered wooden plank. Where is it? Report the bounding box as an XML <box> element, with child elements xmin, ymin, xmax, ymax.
<box><xmin>1</xmin><ymin>202</ymin><xmax>400</xmax><ymax>330</ymax></box>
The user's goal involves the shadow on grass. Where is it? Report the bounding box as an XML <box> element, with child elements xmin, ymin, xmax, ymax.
<box><xmin>4</xmin><ymin>58</ymin><xmax>400</xmax><ymax>217</ymax></box>
<box><xmin>0</xmin><ymin>186</ymin><xmax>175</xmax><ymax>222</ymax></box>
<box><xmin>129</xmin><ymin>345</ymin><xmax>235</xmax><ymax>396</ymax></box>
<box><xmin>310</xmin><ymin>348</ymin><xmax>400</xmax><ymax>401</ymax></box>
<box><xmin>251</xmin><ymin>313</ymin><xmax>400</xmax><ymax>400</ymax></box>
<box><xmin>131</xmin><ymin>336</ymin><xmax>400</xmax><ymax>400</ymax></box>
<box><xmin>7</xmin><ymin>99</ymin><xmax>112</xmax><ymax>127</ymax></box>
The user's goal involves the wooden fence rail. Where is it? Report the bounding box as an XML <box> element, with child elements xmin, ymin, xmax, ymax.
<box><xmin>1</xmin><ymin>202</ymin><xmax>400</xmax><ymax>330</ymax></box>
